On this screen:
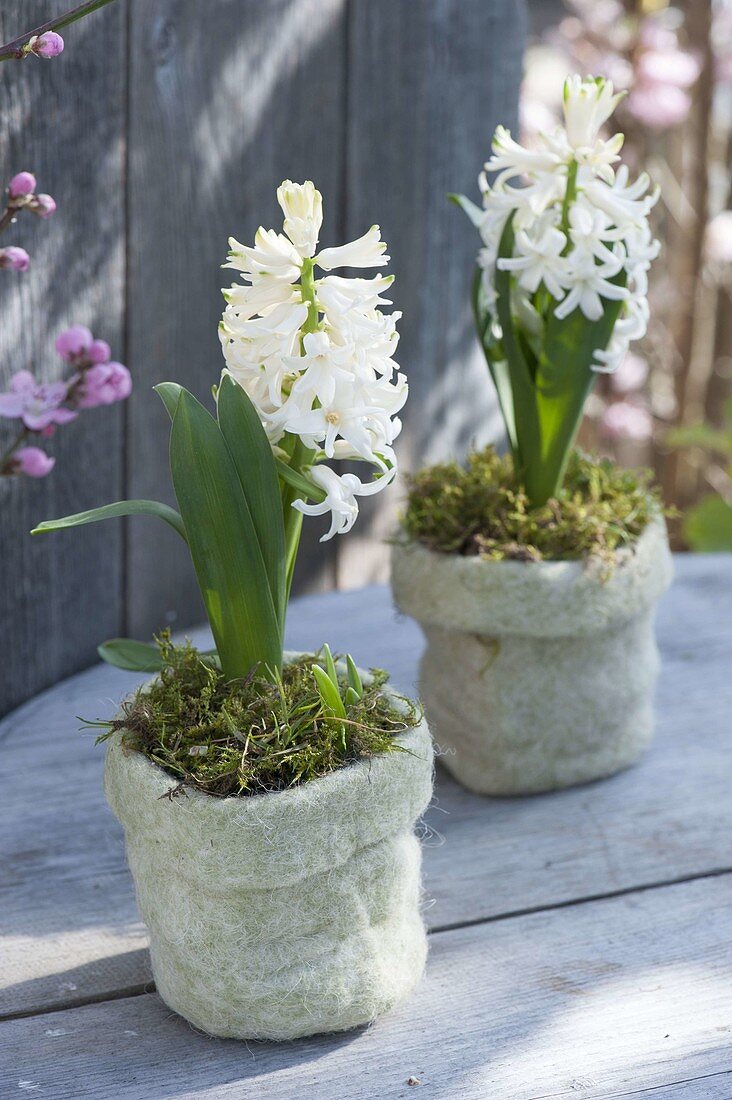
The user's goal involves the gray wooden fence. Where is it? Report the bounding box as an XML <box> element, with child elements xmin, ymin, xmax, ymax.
<box><xmin>0</xmin><ymin>0</ymin><xmax>525</xmax><ymax>716</ymax></box>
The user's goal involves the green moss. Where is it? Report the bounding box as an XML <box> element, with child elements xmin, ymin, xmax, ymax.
<box><xmin>401</xmin><ymin>447</ymin><xmax>662</xmax><ymax>564</ymax></box>
<box><xmin>93</xmin><ymin>635</ymin><xmax>417</xmax><ymax>798</ymax></box>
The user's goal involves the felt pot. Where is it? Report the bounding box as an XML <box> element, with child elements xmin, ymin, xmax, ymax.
<box><xmin>104</xmin><ymin>682</ymin><xmax>433</xmax><ymax>1041</ymax></box>
<box><xmin>391</xmin><ymin>517</ymin><xmax>673</xmax><ymax>796</ymax></box>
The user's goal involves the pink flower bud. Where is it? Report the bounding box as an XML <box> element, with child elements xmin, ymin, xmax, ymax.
<box><xmin>77</xmin><ymin>362</ymin><xmax>132</xmax><ymax>408</ymax></box>
<box><xmin>31</xmin><ymin>32</ymin><xmax>65</xmax><ymax>59</ymax></box>
<box><xmin>30</xmin><ymin>193</ymin><xmax>56</xmax><ymax>218</ymax></box>
<box><xmin>87</xmin><ymin>339</ymin><xmax>111</xmax><ymax>364</ymax></box>
<box><xmin>13</xmin><ymin>446</ymin><xmax>55</xmax><ymax>478</ymax></box>
<box><xmin>8</xmin><ymin>172</ymin><xmax>36</xmax><ymax>199</ymax></box>
<box><xmin>0</xmin><ymin>246</ymin><xmax>30</xmax><ymax>272</ymax></box>
<box><xmin>55</xmin><ymin>324</ymin><xmax>93</xmax><ymax>361</ymax></box>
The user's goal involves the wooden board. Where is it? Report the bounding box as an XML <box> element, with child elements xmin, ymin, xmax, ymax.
<box><xmin>0</xmin><ymin>0</ymin><xmax>527</xmax><ymax>719</ymax></box>
<box><xmin>1</xmin><ymin>554</ymin><xmax>731</xmax><ymax>1023</ymax></box>
<box><xmin>123</xmin><ymin>0</ymin><xmax>347</xmax><ymax>640</ymax></box>
<box><xmin>337</xmin><ymin>0</ymin><xmax>526</xmax><ymax>587</ymax></box>
<box><xmin>1</xmin><ymin>874</ymin><xmax>731</xmax><ymax>1099</ymax></box>
<box><xmin>0</xmin><ymin>0</ymin><xmax>127</xmax><ymax>715</ymax></box>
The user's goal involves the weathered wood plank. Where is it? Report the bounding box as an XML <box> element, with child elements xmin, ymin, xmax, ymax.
<box><xmin>1</xmin><ymin>875</ymin><xmax>730</xmax><ymax>1099</ymax></box>
<box><xmin>1</xmin><ymin>554</ymin><xmax>730</xmax><ymax>1021</ymax></box>
<box><xmin>124</xmin><ymin>0</ymin><xmax>347</xmax><ymax>640</ymax></box>
<box><xmin>0</xmin><ymin>1</ymin><xmax>127</xmax><ymax>715</ymax></box>
<box><xmin>337</xmin><ymin>0</ymin><xmax>527</xmax><ymax>586</ymax></box>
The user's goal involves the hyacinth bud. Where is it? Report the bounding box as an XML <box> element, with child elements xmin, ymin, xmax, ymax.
<box><xmin>28</xmin><ymin>32</ymin><xmax>65</xmax><ymax>59</ymax></box>
<box><xmin>0</xmin><ymin>246</ymin><xmax>30</xmax><ymax>272</ymax></box>
<box><xmin>8</xmin><ymin>172</ymin><xmax>36</xmax><ymax>200</ymax></box>
<box><xmin>29</xmin><ymin>193</ymin><xmax>56</xmax><ymax>218</ymax></box>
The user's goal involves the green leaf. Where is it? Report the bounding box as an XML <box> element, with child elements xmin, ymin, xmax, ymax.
<box><xmin>32</xmin><ymin>499</ymin><xmax>187</xmax><ymax>541</ymax></box>
<box><xmin>448</xmin><ymin>192</ymin><xmax>485</xmax><ymax>228</ymax></box>
<box><xmin>494</xmin><ymin>216</ymin><xmax>542</xmax><ymax>480</ymax></box>
<box><xmin>154</xmin><ymin>382</ymin><xmax>183</xmax><ymax>421</ymax></box>
<box><xmin>98</xmin><ymin>638</ymin><xmax>165</xmax><ymax>672</ymax></box>
<box><xmin>168</xmin><ymin>388</ymin><xmax>281</xmax><ymax>679</ymax></box>
<box><xmin>275</xmin><ymin>457</ymin><xmax>327</xmax><ymax>503</ymax></box>
<box><xmin>312</xmin><ymin>664</ymin><xmax>346</xmax><ymax>719</ymax></box>
<box><xmin>216</xmin><ymin>374</ymin><xmax>286</xmax><ymax>636</ymax></box>
<box><xmin>346</xmin><ymin>654</ymin><xmax>363</xmax><ymax>699</ymax></box>
<box><xmin>530</xmin><ymin>269</ymin><xmax>626</xmax><ymax>504</ymax></box>
<box><xmin>322</xmin><ymin>643</ymin><xmax>339</xmax><ymax>688</ymax></box>
<box><xmin>683</xmin><ymin>495</ymin><xmax>732</xmax><ymax>552</ymax></box>
<box><xmin>472</xmin><ymin>264</ymin><xmax>519</xmax><ymax>458</ymax></box>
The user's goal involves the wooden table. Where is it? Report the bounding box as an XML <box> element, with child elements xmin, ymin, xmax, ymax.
<box><xmin>2</xmin><ymin>554</ymin><xmax>731</xmax><ymax>1099</ymax></box>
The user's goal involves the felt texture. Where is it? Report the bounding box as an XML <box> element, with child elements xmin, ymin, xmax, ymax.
<box><xmin>391</xmin><ymin>517</ymin><xmax>673</xmax><ymax>795</ymax></box>
<box><xmin>104</xmin><ymin>682</ymin><xmax>434</xmax><ymax>1041</ymax></box>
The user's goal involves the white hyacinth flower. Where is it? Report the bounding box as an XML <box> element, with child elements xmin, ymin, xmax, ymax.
<box><xmin>562</xmin><ymin>75</ymin><xmax>624</xmax><ymax>151</ymax></box>
<box><xmin>220</xmin><ymin>181</ymin><xmax>404</xmax><ymax>539</ymax></box>
<box><xmin>277</xmin><ymin>180</ymin><xmax>322</xmax><ymax>257</ymax></box>
<box><xmin>292</xmin><ymin>466</ymin><xmax>395</xmax><ymax>542</ymax></box>
<box><xmin>470</xmin><ymin>73</ymin><xmax>658</xmax><ymax>373</ymax></box>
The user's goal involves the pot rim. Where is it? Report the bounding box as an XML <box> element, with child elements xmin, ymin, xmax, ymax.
<box><xmin>391</xmin><ymin>514</ymin><xmax>673</xmax><ymax>638</ymax></box>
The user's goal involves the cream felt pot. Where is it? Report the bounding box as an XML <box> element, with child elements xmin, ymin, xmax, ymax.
<box><xmin>104</xmin><ymin>679</ymin><xmax>433</xmax><ymax>1041</ymax></box>
<box><xmin>391</xmin><ymin>517</ymin><xmax>673</xmax><ymax>796</ymax></box>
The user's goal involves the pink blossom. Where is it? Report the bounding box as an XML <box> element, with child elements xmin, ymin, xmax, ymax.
<box><xmin>55</xmin><ymin>325</ymin><xmax>94</xmax><ymax>361</ymax></box>
<box><xmin>0</xmin><ymin>247</ymin><xmax>30</xmax><ymax>272</ymax></box>
<box><xmin>610</xmin><ymin>352</ymin><xmax>649</xmax><ymax>395</ymax></box>
<box><xmin>705</xmin><ymin>211</ymin><xmax>732</xmax><ymax>265</ymax></box>
<box><xmin>88</xmin><ymin>339</ymin><xmax>111</xmax><ymax>364</ymax></box>
<box><xmin>30</xmin><ymin>32</ymin><xmax>65</xmax><ymax>59</ymax></box>
<box><xmin>30</xmin><ymin>193</ymin><xmax>56</xmax><ymax>218</ymax></box>
<box><xmin>639</xmin><ymin>22</ymin><xmax>677</xmax><ymax>54</ymax></box>
<box><xmin>13</xmin><ymin>446</ymin><xmax>55</xmax><ymax>478</ymax></box>
<box><xmin>0</xmin><ymin>371</ymin><xmax>77</xmax><ymax>430</ymax></box>
<box><xmin>637</xmin><ymin>48</ymin><xmax>701</xmax><ymax>90</ymax></box>
<box><xmin>8</xmin><ymin>172</ymin><xmax>36</xmax><ymax>199</ymax></box>
<box><xmin>626</xmin><ymin>82</ymin><xmax>692</xmax><ymax>129</ymax></box>
<box><xmin>76</xmin><ymin>362</ymin><xmax>132</xmax><ymax>408</ymax></box>
<box><xmin>600</xmin><ymin>400</ymin><xmax>653</xmax><ymax>442</ymax></box>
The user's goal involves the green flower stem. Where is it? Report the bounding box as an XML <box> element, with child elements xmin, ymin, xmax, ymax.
<box><xmin>299</xmin><ymin>258</ymin><xmax>321</xmax><ymax>335</ymax></box>
<box><xmin>0</xmin><ymin>0</ymin><xmax>119</xmax><ymax>62</ymax></box>
<box><xmin>560</xmin><ymin>159</ymin><xmax>578</xmax><ymax>248</ymax></box>
<box><xmin>277</xmin><ymin>257</ymin><xmax>323</xmax><ymax>600</ymax></box>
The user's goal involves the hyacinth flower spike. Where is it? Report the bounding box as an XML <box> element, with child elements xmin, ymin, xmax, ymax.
<box><xmin>452</xmin><ymin>75</ymin><xmax>659</xmax><ymax>506</ymax></box>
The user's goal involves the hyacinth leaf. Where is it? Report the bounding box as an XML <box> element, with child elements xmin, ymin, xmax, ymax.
<box><xmin>216</xmin><ymin>373</ymin><xmax>286</xmax><ymax>637</ymax></box>
<box><xmin>155</xmin><ymin>381</ymin><xmax>183</xmax><ymax>421</ymax></box>
<box><xmin>313</xmin><ymin>663</ymin><xmax>347</xmax><ymax>719</ymax></box>
<box><xmin>275</xmin><ymin>456</ymin><xmax>327</xmax><ymax>503</ymax></box>
<box><xmin>530</xmin><ymin>270</ymin><xmax>627</xmax><ymax>505</ymax></box>
<box><xmin>98</xmin><ymin>637</ymin><xmax>219</xmax><ymax>671</ymax></box>
<box><xmin>448</xmin><ymin>192</ymin><xmax>485</xmax><ymax>229</ymax></box>
<box><xmin>494</xmin><ymin>216</ymin><xmax>543</xmax><ymax>482</ymax></box>
<box><xmin>472</xmin><ymin>265</ymin><xmax>518</xmax><ymax>456</ymax></box>
<box><xmin>97</xmin><ymin>638</ymin><xmax>166</xmax><ymax>672</ymax></box>
<box><xmin>346</xmin><ymin>653</ymin><xmax>363</xmax><ymax>698</ymax></box>
<box><xmin>32</xmin><ymin>499</ymin><xmax>187</xmax><ymax>541</ymax></box>
<box><xmin>323</xmin><ymin>643</ymin><xmax>339</xmax><ymax>687</ymax></box>
<box><xmin>167</xmin><ymin>387</ymin><xmax>281</xmax><ymax>680</ymax></box>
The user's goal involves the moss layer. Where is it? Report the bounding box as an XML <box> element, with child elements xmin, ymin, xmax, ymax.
<box><xmin>95</xmin><ymin>637</ymin><xmax>417</xmax><ymax>798</ymax></box>
<box><xmin>401</xmin><ymin>448</ymin><xmax>662</xmax><ymax>564</ymax></box>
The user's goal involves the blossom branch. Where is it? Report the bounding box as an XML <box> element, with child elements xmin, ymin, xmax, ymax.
<box><xmin>0</xmin><ymin>0</ymin><xmax>118</xmax><ymax>62</ymax></box>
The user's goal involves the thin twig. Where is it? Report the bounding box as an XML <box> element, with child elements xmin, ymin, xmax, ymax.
<box><xmin>0</xmin><ymin>0</ymin><xmax>119</xmax><ymax>62</ymax></box>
